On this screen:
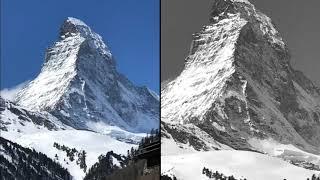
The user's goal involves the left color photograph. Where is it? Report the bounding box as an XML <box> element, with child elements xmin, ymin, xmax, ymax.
<box><xmin>0</xmin><ymin>0</ymin><xmax>160</xmax><ymax>179</ymax></box>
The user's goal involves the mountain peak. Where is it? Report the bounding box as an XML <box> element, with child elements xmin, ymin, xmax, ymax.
<box><xmin>15</xmin><ymin>18</ymin><xmax>159</xmax><ymax>133</ymax></box>
<box><xmin>60</xmin><ymin>17</ymin><xmax>91</xmax><ymax>38</ymax></box>
<box><xmin>186</xmin><ymin>0</ymin><xmax>285</xmax><ymax>65</ymax></box>
<box><xmin>210</xmin><ymin>0</ymin><xmax>252</xmax><ymax>19</ymax></box>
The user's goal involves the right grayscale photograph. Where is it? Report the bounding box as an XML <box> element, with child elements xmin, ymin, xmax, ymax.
<box><xmin>160</xmin><ymin>0</ymin><xmax>320</xmax><ymax>179</ymax></box>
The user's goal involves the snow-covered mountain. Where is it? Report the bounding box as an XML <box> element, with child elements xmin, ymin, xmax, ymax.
<box><xmin>1</xmin><ymin>17</ymin><xmax>158</xmax><ymax>179</ymax></box>
<box><xmin>15</xmin><ymin>17</ymin><xmax>159</xmax><ymax>133</ymax></box>
<box><xmin>162</xmin><ymin>0</ymin><xmax>320</xmax><ymax>178</ymax></box>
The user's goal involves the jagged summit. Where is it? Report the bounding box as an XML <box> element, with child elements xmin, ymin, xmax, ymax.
<box><xmin>60</xmin><ymin>17</ymin><xmax>95</xmax><ymax>38</ymax></box>
<box><xmin>187</xmin><ymin>0</ymin><xmax>286</xmax><ymax>66</ymax></box>
<box><xmin>60</xmin><ymin>17</ymin><xmax>89</xmax><ymax>36</ymax></box>
<box><xmin>59</xmin><ymin>17</ymin><xmax>112</xmax><ymax>59</ymax></box>
<box><xmin>15</xmin><ymin>17</ymin><xmax>159</xmax><ymax>133</ymax></box>
<box><xmin>210</xmin><ymin>0</ymin><xmax>256</xmax><ymax>17</ymax></box>
<box><xmin>60</xmin><ymin>17</ymin><xmax>85</xmax><ymax>37</ymax></box>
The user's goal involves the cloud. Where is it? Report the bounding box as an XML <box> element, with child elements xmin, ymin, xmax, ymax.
<box><xmin>0</xmin><ymin>81</ymin><xmax>30</xmax><ymax>101</ymax></box>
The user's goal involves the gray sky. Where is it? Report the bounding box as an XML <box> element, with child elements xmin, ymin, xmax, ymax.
<box><xmin>161</xmin><ymin>0</ymin><xmax>320</xmax><ymax>86</ymax></box>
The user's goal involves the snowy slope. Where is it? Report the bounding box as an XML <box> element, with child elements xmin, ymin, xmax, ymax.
<box><xmin>0</xmin><ymin>97</ymin><xmax>71</xmax><ymax>138</ymax></box>
<box><xmin>162</xmin><ymin>150</ymin><xmax>320</xmax><ymax>180</ymax></box>
<box><xmin>1</xmin><ymin>101</ymin><xmax>139</xmax><ymax>180</ymax></box>
<box><xmin>2</xmin><ymin>129</ymin><xmax>136</xmax><ymax>180</ymax></box>
<box><xmin>1</xmin><ymin>96</ymin><xmax>143</xmax><ymax>179</ymax></box>
<box><xmin>15</xmin><ymin>17</ymin><xmax>159</xmax><ymax>133</ymax></box>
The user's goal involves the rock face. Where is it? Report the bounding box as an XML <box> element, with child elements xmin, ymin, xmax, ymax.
<box><xmin>161</xmin><ymin>0</ymin><xmax>320</xmax><ymax>154</ymax></box>
<box><xmin>15</xmin><ymin>17</ymin><xmax>159</xmax><ymax>133</ymax></box>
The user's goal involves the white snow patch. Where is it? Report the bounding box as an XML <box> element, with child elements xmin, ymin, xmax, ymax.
<box><xmin>112</xmin><ymin>156</ymin><xmax>121</xmax><ymax>167</ymax></box>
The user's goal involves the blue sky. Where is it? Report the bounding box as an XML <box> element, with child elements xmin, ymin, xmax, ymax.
<box><xmin>1</xmin><ymin>0</ymin><xmax>159</xmax><ymax>93</ymax></box>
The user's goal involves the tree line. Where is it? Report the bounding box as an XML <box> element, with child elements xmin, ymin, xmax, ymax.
<box><xmin>202</xmin><ymin>167</ymin><xmax>245</xmax><ymax>180</ymax></box>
